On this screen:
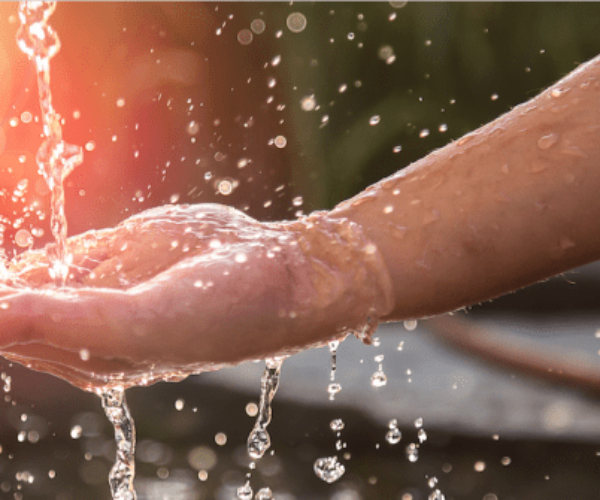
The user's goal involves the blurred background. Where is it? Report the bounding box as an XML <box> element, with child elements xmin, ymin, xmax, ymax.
<box><xmin>1</xmin><ymin>2</ymin><xmax>600</xmax><ymax>499</ymax></box>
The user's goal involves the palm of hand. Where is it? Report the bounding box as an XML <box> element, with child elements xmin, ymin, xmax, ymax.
<box><xmin>0</xmin><ymin>203</ymin><xmax>391</xmax><ymax>391</ymax></box>
<box><xmin>1</xmin><ymin>204</ymin><xmax>299</xmax><ymax>390</ymax></box>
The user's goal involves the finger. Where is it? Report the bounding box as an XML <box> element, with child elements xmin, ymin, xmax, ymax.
<box><xmin>0</xmin><ymin>288</ymin><xmax>140</xmax><ymax>360</ymax></box>
<box><xmin>1</xmin><ymin>352</ymin><xmax>136</xmax><ymax>391</ymax></box>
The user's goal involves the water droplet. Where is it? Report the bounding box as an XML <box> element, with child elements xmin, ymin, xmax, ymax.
<box><xmin>79</xmin><ymin>349</ymin><xmax>90</xmax><ymax>361</ymax></box>
<box><xmin>237</xmin><ymin>481</ymin><xmax>253</xmax><ymax>500</ymax></box>
<box><xmin>386</xmin><ymin>427</ymin><xmax>402</xmax><ymax>444</ymax></box>
<box><xmin>238</xmin><ymin>29</ymin><xmax>253</xmax><ymax>45</ymax></box>
<box><xmin>418</xmin><ymin>428</ymin><xmax>427</xmax><ymax>443</ymax></box>
<box><xmin>187</xmin><ymin>121</ymin><xmax>200</xmax><ymax>136</ymax></box>
<box><xmin>215</xmin><ymin>432</ymin><xmax>227</xmax><ymax>446</ymax></box>
<box><xmin>551</xmin><ymin>89</ymin><xmax>563</xmax><ymax>98</ymax></box>
<box><xmin>20</xmin><ymin>111</ymin><xmax>32</xmax><ymax>123</ymax></box>
<box><xmin>15</xmin><ymin>229</ymin><xmax>32</xmax><ymax>248</ymax></box>
<box><xmin>530</xmin><ymin>161</ymin><xmax>547</xmax><ymax>174</ymax></box>
<box><xmin>383</xmin><ymin>205</ymin><xmax>394</xmax><ymax>214</ymax></box>
<box><xmin>255</xmin><ymin>487</ymin><xmax>273</xmax><ymax>500</ymax></box>
<box><xmin>286</xmin><ymin>12</ymin><xmax>307</xmax><ymax>33</ymax></box>
<box><xmin>174</xmin><ymin>398</ymin><xmax>184</xmax><ymax>411</ymax></box>
<box><xmin>274</xmin><ymin>135</ymin><xmax>287</xmax><ymax>148</ymax></box>
<box><xmin>393</xmin><ymin>145</ymin><xmax>402</xmax><ymax>153</ymax></box>
<box><xmin>537</xmin><ymin>133</ymin><xmax>559</xmax><ymax>150</ymax></box>
<box><xmin>370</xmin><ymin>370</ymin><xmax>387</xmax><ymax>388</ymax></box>
<box><xmin>267</xmin><ymin>77</ymin><xmax>277</xmax><ymax>88</ymax></box>
<box><xmin>429</xmin><ymin>489</ymin><xmax>445</xmax><ymax>500</ymax></box>
<box><xmin>2</xmin><ymin>373</ymin><xmax>11</xmax><ymax>393</ymax></box>
<box><xmin>404</xmin><ymin>320</ymin><xmax>418</xmax><ymax>331</ymax></box>
<box><xmin>116</xmin><ymin>98</ymin><xmax>126</xmax><ymax>108</ymax></box>
<box><xmin>300</xmin><ymin>95</ymin><xmax>316</xmax><ymax>111</ymax></box>
<box><xmin>378</xmin><ymin>45</ymin><xmax>394</xmax><ymax>60</ymax></box>
<box><xmin>218</xmin><ymin>179</ymin><xmax>233</xmax><ymax>196</ymax></box>
<box><xmin>369</xmin><ymin>115</ymin><xmax>381</xmax><ymax>126</ymax></box>
<box><xmin>419</xmin><ymin>129</ymin><xmax>430</xmax><ymax>138</ymax></box>
<box><xmin>85</xmin><ymin>141</ymin><xmax>95</xmax><ymax>151</ymax></box>
<box><xmin>314</xmin><ymin>456</ymin><xmax>345</xmax><ymax>483</ymax></box>
<box><xmin>389</xmin><ymin>1</ymin><xmax>408</xmax><ymax>7</ymax></box>
<box><xmin>70</xmin><ymin>425</ymin><xmax>82</xmax><ymax>439</ymax></box>
<box><xmin>406</xmin><ymin>443</ymin><xmax>418</xmax><ymax>462</ymax></box>
<box><xmin>491</xmin><ymin>93</ymin><xmax>499</xmax><ymax>101</ymax></box>
<box><xmin>561</xmin><ymin>144</ymin><xmax>588</xmax><ymax>158</ymax></box>
<box><xmin>414</xmin><ymin>417</ymin><xmax>423</xmax><ymax>428</ymax></box>
<box><xmin>327</xmin><ymin>383</ymin><xmax>342</xmax><ymax>399</ymax></box>
<box><xmin>501</xmin><ymin>456</ymin><xmax>511</xmax><ymax>466</ymax></box>
<box><xmin>438</xmin><ymin>123</ymin><xmax>448</xmax><ymax>132</ymax></box>
<box><xmin>169</xmin><ymin>193</ymin><xmax>180</xmax><ymax>204</ymax></box>
<box><xmin>250</xmin><ymin>19</ymin><xmax>266</xmax><ymax>35</ymax></box>
<box><xmin>474</xmin><ymin>461</ymin><xmax>486</xmax><ymax>472</ymax></box>
<box><xmin>330</xmin><ymin>419</ymin><xmax>345</xmax><ymax>432</ymax></box>
<box><xmin>339</xmin><ymin>83</ymin><xmax>348</xmax><ymax>93</ymax></box>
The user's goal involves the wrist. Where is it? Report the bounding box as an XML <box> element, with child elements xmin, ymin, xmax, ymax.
<box><xmin>280</xmin><ymin>211</ymin><xmax>395</xmax><ymax>343</ymax></box>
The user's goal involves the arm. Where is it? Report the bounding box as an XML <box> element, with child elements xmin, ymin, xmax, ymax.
<box><xmin>329</xmin><ymin>55</ymin><xmax>600</xmax><ymax>321</ymax></box>
<box><xmin>2</xmin><ymin>56</ymin><xmax>600</xmax><ymax>391</ymax></box>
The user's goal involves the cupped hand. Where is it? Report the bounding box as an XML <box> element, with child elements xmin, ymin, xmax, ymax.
<box><xmin>0</xmin><ymin>204</ymin><xmax>393</xmax><ymax>391</ymax></box>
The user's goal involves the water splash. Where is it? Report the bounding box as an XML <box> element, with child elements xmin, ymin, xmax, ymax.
<box><xmin>428</xmin><ymin>489</ymin><xmax>445</xmax><ymax>500</ymax></box>
<box><xmin>254</xmin><ymin>487</ymin><xmax>273</xmax><ymax>500</ymax></box>
<box><xmin>100</xmin><ymin>387</ymin><xmax>137</xmax><ymax>500</ymax></box>
<box><xmin>314</xmin><ymin>456</ymin><xmax>345</xmax><ymax>483</ymax></box>
<box><xmin>314</xmin><ymin>418</ymin><xmax>347</xmax><ymax>483</ymax></box>
<box><xmin>237</xmin><ymin>481</ymin><xmax>253</xmax><ymax>500</ymax></box>
<box><xmin>17</xmin><ymin>1</ymin><xmax>84</xmax><ymax>285</ymax></box>
<box><xmin>247</xmin><ymin>357</ymin><xmax>284</xmax><ymax>460</ymax></box>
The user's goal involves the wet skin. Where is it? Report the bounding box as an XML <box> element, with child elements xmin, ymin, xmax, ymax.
<box><xmin>2</xmin><ymin>55</ymin><xmax>600</xmax><ymax>391</ymax></box>
<box><xmin>0</xmin><ymin>204</ymin><xmax>392</xmax><ymax>390</ymax></box>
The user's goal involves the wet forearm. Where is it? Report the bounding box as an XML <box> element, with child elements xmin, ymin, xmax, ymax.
<box><xmin>329</xmin><ymin>55</ymin><xmax>600</xmax><ymax>321</ymax></box>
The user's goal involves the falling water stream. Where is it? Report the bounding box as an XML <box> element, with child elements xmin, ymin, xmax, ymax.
<box><xmin>100</xmin><ymin>387</ymin><xmax>137</xmax><ymax>500</ymax></box>
<box><xmin>242</xmin><ymin>357</ymin><xmax>284</xmax><ymax>499</ymax></box>
<box><xmin>16</xmin><ymin>1</ymin><xmax>83</xmax><ymax>285</ymax></box>
<box><xmin>17</xmin><ymin>3</ymin><xmax>138</xmax><ymax>499</ymax></box>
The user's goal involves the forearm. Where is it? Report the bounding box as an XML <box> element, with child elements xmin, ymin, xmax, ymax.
<box><xmin>329</xmin><ymin>55</ymin><xmax>600</xmax><ymax>321</ymax></box>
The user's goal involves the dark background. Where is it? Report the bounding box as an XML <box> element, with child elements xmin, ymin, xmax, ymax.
<box><xmin>1</xmin><ymin>2</ymin><xmax>600</xmax><ymax>499</ymax></box>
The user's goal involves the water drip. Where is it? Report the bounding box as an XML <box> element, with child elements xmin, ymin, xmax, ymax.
<box><xmin>247</xmin><ymin>357</ymin><xmax>284</xmax><ymax>460</ymax></box>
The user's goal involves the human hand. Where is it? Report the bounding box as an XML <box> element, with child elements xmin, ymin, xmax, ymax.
<box><xmin>0</xmin><ymin>204</ymin><xmax>393</xmax><ymax>391</ymax></box>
